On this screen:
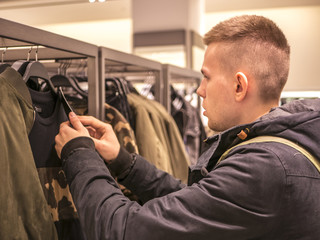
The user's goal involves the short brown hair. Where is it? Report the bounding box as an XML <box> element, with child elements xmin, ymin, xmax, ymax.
<box><xmin>204</xmin><ymin>15</ymin><xmax>290</xmax><ymax>102</ymax></box>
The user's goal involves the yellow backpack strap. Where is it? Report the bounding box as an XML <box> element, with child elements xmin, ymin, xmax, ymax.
<box><xmin>217</xmin><ymin>136</ymin><xmax>320</xmax><ymax>173</ymax></box>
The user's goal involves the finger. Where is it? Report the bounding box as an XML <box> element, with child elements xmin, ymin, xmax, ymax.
<box><xmin>54</xmin><ymin>135</ymin><xmax>62</xmax><ymax>158</ymax></box>
<box><xmin>59</xmin><ymin>121</ymin><xmax>71</xmax><ymax>130</ymax></box>
<box><xmin>69</xmin><ymin>112</ymin><xmax>84</xmax><ymax>131</ymax></box>
<box><xmin>77</xmin><ymin>116</ymin><xmax>106</xmax><ymax>130</ymax></box>
<box><xmin>86</xmin><ymin>126</ymin><xmax>97</xmax><ymax>138</ymax></box>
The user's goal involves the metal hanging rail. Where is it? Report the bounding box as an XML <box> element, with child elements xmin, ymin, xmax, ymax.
<box><xmin>0</xmin><ymin>17</ymin><xmax>100</xmax><ymax>118</ymax></box>
<box><xmin>99</xmin><ymin>46</ymin><xmax>164</xmax><ymax>121</ymax></box>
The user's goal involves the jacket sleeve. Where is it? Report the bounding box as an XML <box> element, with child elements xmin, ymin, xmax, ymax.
<box><xmin>62</xmin><ymin>137</ymin><xmax>286</xmax><ymax>240</ymax></box>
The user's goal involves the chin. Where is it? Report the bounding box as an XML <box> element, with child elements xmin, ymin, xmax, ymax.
<box><xmin>208</xmin><ymin>122</ymin><xmax>225</xmax><ymax>133</ymax></box>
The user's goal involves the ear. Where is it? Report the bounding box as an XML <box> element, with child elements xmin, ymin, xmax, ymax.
<box><xmin>234</xmin><ymin>72</ymin><xmax>248</xmax><ymax>102</ymax></box>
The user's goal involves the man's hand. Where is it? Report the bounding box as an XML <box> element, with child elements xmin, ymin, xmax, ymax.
<box><xmin>55</xmin><ymin>113</ymin><xmax>121</xmax><ymax>163</ymax></box>
<box><xmin>55</xmin><ymin>112</ymin><xmax>90</xmax><ymax>158</ymax></box>
<box><xmin>77</xmin><ymin>115</ymin><xmax>121</xmax><ymax>164</ymax></box>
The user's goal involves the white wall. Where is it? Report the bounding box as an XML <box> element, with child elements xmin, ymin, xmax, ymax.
<box><xmin>0</xmin><ymin>1</ymin><xmax>132</xmax><ymax>53</ymax></box>
<box><xmin>205</xmin><ymin>5</ymin><xmax>320</xmax><ymax>91</ymax></box>
<box><xmin>37</xmin><ymin>19</ymin><xmax>132</xmax><ymax>53</ymax></box>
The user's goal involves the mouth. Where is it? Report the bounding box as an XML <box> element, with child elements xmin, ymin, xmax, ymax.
<box><xmin>201</xmin><ymin>102</ymin><xmax>207</xmax><ymax>115</ymax></box>
<box><xmin>202</xmin><ymin>106</ymin><xmax>207</xmax><ymax>116</ymax></box>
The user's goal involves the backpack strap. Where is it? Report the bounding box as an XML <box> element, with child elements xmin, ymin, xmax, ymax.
<box><xmin>217</xmin><ymin>136</ymin><xmax>320</xmax><ymax>173</ymax></box>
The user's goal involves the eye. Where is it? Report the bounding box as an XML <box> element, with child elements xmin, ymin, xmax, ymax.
<box><xmin>201</xmin><ymin>69</ymin><xmax>209</xmax><ymax>80</ymax></box>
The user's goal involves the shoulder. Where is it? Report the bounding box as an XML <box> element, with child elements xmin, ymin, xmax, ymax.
<box><xmin>206</xmin><ymin>141</ymin><xmax>288</xmax><ymax>206</ymax></box>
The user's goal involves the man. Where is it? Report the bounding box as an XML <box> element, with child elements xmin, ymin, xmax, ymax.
<box><xmin>55</xmin><ymin>15</ymin><xmax>320</xmax><ymax>240</ymax></box>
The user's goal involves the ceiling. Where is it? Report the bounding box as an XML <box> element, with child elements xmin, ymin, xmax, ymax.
<box><xmin>1</xmin><ymin>0</ymin><xmax>320</xmax><ymax>13</ymax></box>
<box><xmin>0</xmin><ymin>0</ymin><xmax>319</xmax><ymax>29</ymax></box>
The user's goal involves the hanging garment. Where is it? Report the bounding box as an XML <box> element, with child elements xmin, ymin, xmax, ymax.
<box><xmin>147</xmin><ymin>96</ymin><xmax>190</xmax><ymax>183</ymax></box>
<box><xmin>171</xmin><ymin>89</ymin><xmax>207</xmax><ymax>166</ymax></box>
<box><xmin>0</xmin><ymin>67</ymin><xmax>57</xmax><ymax>240</ymax></box>
<box><xmin>28</xmin><ymin>86</ymin><xmax>85</xmax><ymax>240</ymax></box>
<box><xmin>104</xmin><ymin>103</ymin><xmax>140</xmax><ymax>202</ymax></box>
<box><xmin>105</xmin><ymin>78</ymin><xmax>135</xmax><ymax>129</ymax></box>
<box><xmin>104</xmin><ymin>103</ymin><xmax>138</xmax><ymax>154</ymax></box>
<box><xmin>127</xmin><ymin>93</ymin><xmax>189</xmax><ymax>183</ymax></box>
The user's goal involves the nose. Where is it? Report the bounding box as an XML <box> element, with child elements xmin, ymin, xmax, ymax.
<box><xmin>196</xmin><ymin>79</ymin><xmax>206</xmax><ymax>98</ymax></box>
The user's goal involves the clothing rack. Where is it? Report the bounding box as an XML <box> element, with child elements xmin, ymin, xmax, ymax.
<box><xmin>0</xmin><ymin>18</ymin><xmax>203</xmax><ymax>121</ymax></box>
<box><xmin>98</xmin><ymin>46</ymin><xmax>163</xmax><ymax>121</ymax></box>
<box><xmin>0</xmin><ymin>17</ymin><xmax>100</xmax><ymax>118</ymax></box>
<box><xmin>162</xmin><ymin>64</ymin><xmax>202</xmax><ymax>114</ymax></box>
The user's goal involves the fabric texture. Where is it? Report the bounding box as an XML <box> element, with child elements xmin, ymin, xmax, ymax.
<box><xmin>104</xmin><ymin>103</ymin><xmax>138</xmax><ymax>154</ymax></box>
<box><xmin>0</xmin><ymin>67</ymin><xmax>57</xmax><ymax>240</ymax></box>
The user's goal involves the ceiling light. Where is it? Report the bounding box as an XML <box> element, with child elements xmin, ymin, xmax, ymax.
<box><xmin>89</xmin><ymin>0</ymin><xmax>95</xmax><ymax>2</ymax></box>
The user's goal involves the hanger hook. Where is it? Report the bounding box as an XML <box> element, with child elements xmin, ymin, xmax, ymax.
<box><xmin>1</xmin><ymin>37</ymin><xmax>7</xmax><ymax>63</ymax></box>
<box><xmin>27</xmin><ymin>46</ymin><xmax>33</xmax><ymax>61</ymax></box>
<box><xmin>35</xmin><ymin>45</ymin><xmax>39</xmax><ymax>62</ymax></box>
<box><xmin>1</xmin><ymin>47</ymin><xmax>7</xmax><ymax>63</ymax></box>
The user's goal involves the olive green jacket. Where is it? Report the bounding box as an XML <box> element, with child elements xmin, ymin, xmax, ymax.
<box><xmin>127</xmin><ymin>93</ymin><xmax>189</xmax><ymax>183</ymax></box>
<box><xmin>0</xmin><ymin>67</ymin><xmax>57</xmax><ymax>240</ymax></box>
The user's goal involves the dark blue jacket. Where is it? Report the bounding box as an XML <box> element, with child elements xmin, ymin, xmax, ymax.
<box><xmin>62</xmin><ymin>99</ymin><xmax>320</xmax><ymax>240</ymax></box>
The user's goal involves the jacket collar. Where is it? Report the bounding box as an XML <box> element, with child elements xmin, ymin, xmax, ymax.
<box><xmin>192</xmin><ymin>98</ymin><xmax>320</xmax><ymax>171</ymax></box>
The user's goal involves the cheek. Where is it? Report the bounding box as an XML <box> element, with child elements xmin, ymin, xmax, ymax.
<box><xmin>206</xmin><ymin>81</ymin><xmax>221</xmax><ymax>102</ymax></box>
<box><xmin>206</xmin><ymin>81</ymin><xmax>231</xmax><ymax>112</ymax></box>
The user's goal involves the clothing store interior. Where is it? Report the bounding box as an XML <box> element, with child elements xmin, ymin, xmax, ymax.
<box><xmin>1</xmin><ymin>0</ymin><xmax>319</xmax><ymax>239</ymax></box>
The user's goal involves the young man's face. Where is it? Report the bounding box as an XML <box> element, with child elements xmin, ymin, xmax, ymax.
<box><xmin>197</xmin><ymin>43</ymin><xmax>237</xmax><ymax>132</ymax></box>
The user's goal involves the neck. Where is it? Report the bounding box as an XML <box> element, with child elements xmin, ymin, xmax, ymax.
<box><xmin>238</xmin><ymin>100</ymin><xmax>279</xmax><ymax>126</ymax></box>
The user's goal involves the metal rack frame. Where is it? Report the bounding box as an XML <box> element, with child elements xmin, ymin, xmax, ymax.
<box><xmin>0</xmin><ymin>17</ymin><xmax>100</xmax><ymax>118</ymax></box>
<box><xmin>99</xmin><ymin>46</ymin><xmax>164</xmax><ymax>121</ymax></box>
<box><xmin>0</xmin><ymin>18</ymin><xmax>204</xmax><ymax>120</ymax></box>
<box><xmin>162</xmin><ymin>64</ymin><xmax>202</xmax><ymax>114</ymax></box>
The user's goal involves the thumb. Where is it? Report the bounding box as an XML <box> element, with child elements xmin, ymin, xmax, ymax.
<box><xmin>69</xmin><ymin>112</ymin><xmax>83</xmax><ymax>130</ymax></box>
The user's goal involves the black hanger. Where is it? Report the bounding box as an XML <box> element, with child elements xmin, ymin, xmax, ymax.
<box><xmin>12</xmin><ymin>60</ymin><xmax>29</xmax><ymax>76</ymax></box>
<box><xmin>58</xmin><ymin>86</ymin><xmax>74</xmax><ymax>120</ymax></box>
<box><xmin>70</xmin><ymin>76</ymin><xmax>88</xmax><ymax>97</ymax></box>
<box><xmin>51</xmin><ymin>74</ymin><xmax>88</xmax><ymax>98</ymax></box>
<box><xmin>12</xmin><ymin>60</ymin><xmax>57</xmax><ymax>95</ymax></box>
<box><xmin>23</xmin><ymin>61</ymin><xmax>56</xmax><ymax>93</ymax></box>
<box><xmin>12</xmin><ymin>60</ymin><xmax>75</xmax><ymax>119</ymax></box>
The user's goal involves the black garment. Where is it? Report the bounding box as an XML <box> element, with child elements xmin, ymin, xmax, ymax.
<box><xmin>171</xmin><ymin>88</ymin><xmax>207</xmax><ymax>165</ymax></box>
<box><xmin>28</xmin><ymin>88</ymin><xmax>86</xmax><ymax>240</ymax></box>
<box><xmin>105</xmin><ymin>78</ymin><xmax>135</xmax><ymax>129</ymax></box>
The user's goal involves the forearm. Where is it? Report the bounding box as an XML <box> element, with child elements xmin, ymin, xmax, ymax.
<box><xmin>117</xmin><ymin>154</ymin><xmax>185</xmax><ymax>203</ymax></box>
<box><xmin>61</xmin><ymin>137</ymin><xmax>128</xmax><ymax>239</ymax></box>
